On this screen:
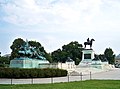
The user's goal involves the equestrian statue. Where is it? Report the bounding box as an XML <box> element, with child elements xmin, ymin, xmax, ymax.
<box><xmin>84</xmin><ymin>38</ymin><xmax>95</xmax><ymax>49</ymax></box>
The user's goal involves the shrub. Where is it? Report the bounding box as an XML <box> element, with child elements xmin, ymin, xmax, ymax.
<box><xmin>0</xmin><ymin>68</ymin><xmax>67</xmax><ymax>78</ymax></box>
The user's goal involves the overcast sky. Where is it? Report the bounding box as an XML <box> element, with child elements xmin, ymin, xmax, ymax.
<box><xmin>0</xmin><ymin>0</ymin><xmax>120</xmax><ymax>55</ymax></box>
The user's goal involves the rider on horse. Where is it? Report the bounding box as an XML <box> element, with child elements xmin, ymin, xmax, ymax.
<box><xmin>84</xmin><ymin>38</ymin><xmax>95</xmax><ymax>49</ymax></box>
<box><xmin>87</xmin><ymin>38</ymin><xmax>90</xmax><ymax>43</ymax></box>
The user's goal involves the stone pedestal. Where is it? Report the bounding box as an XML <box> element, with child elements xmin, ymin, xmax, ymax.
<box><xmin>10</xmin><ymin>57</ymin><xmax>49</xmax><ymax>68</ymax></box>
<box><xmin>82</xmin><ymin>49</ymin><xmax>94</xmax><ymax>62</ymax></box>
<box><xmin>78</xmin><ymin>49</ymin><xmax>95</xmax><ymax>67</ymax></box>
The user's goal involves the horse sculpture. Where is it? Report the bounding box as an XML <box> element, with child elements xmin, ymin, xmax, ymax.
<box><xmin>84</xmin><ymin>38</ymin><xmax>95</xmax><ymax>49</ymax></box>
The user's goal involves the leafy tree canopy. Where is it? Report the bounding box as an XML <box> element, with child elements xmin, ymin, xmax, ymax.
<box><xmin>10</xmin><ymin>38</ymin><xmax>25</xmax><ymax>60</ymax></box>
<box><xmin>51</xmin><ymin>41</ymin><xmax>83</xmax><ymax>65</ymax></box>
<box><xmin>0</xmin><ymin>56</ymin><xmax>10</xmax><ymax>67</ymax></box>
<box><xmin>104</xmin><ymin>48</ymin><xmax>115</xmax><ymax>64</ymax></box>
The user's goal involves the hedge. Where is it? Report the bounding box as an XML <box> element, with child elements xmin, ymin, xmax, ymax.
<box><xmin>0</xmin><ymin>68</ymin><xmax>67</xmax><ymax>78</ymax></box>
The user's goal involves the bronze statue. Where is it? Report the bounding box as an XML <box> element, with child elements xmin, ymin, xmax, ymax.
<box><xmin>18</xmin><ymin>39</ymin><xmax>46</xmax><ymax>60</ymax></box>
<box><xmin>84</xmin><ymin>38</ymin><xmax>95</xmax><ymax>49</ymax></box>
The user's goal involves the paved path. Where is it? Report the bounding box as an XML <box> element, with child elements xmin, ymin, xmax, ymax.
<box><xmin>92</xmin><ymin>68</ymin><xmax>120</xmax><ymax>80</ymax></box>
<box><xmin>0</xmin><ymin>68</ymin><xmax>120</xmax><ymax>84</ymax></box>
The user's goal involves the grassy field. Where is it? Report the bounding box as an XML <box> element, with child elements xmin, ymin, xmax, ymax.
<box><xmin>0</xmin><ymin>80</ymin><xmax>120</xmax><ymax>89</ymax></box>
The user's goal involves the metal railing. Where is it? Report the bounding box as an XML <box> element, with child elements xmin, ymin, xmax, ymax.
<box><xmin>0</xmin><ymin>72</ymin><xmax>92</xmax><ymax>85</ymax></box>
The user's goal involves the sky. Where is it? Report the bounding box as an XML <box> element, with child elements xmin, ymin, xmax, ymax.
<box><xmin>0</xmin><ymin>0</ymin><xmax>120</xmax><ymax>56</ymax></box>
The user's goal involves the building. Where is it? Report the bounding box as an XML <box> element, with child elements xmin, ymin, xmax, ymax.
<box><xmin>115</xmin><ymin>54</ymin><xmax>120</xmax><ymax>68</ymax></box>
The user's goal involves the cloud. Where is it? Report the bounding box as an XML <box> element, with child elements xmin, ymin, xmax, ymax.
<box><xmin>1</xmin><ymin>0</ymin><xmax>120</xmax><ymax>35</ymax></box>
<box><xmin>0</xmin><ymin>0</ymin><xmax>46</xmax><ymax>25</ymax></box>
<box><xmin>1</xmin><ymin>0</ymin><xmax>120</xmax><ymax>55</ymax></box>
<box><xmin>0</xmin><ymin>0</ymin><xmax>103</xmax><ymax>25</ymax></box>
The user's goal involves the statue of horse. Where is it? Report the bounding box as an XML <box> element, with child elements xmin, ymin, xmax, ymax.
<box><xmin>84</xmin><ymin>38</ymin><xmax>95</xmax><ymax>49</ymax></box>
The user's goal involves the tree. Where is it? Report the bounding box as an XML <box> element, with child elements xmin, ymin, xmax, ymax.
<box><xmin>51</xmin><ymin>41</ymin><xmax>83</xmax><ymax>65</ymax></box>
<box><xmin>62</xmin><ymin>41</ymin><xmax>83</xmax><ymax>65</ymax></box>
<box><xmin>29</xmin><ymin>41</ymin><xmax>42</xmax><ymax>49</ymax></box>
<box><xmin>0</xmin><ymin>56</ymin><xmax>10</xmax><ymax>67</ymax></box>
<box><xmin>45</xmin><ymin>53</ymin><xmax>52</xmax><ymax>63</ymax></box>
<box><xmin>29</xmin><ymin>41</ymin><xmax>52</xmax><ymax>62</ymax></box>
<box><xmin>10</xmin><ymin>38</ymin><xmax>25</xmax><ymax>60</ymax></box>
<box><xmin>104</xmin><ymin>48</ymin><xmax>115</xmax><ymax>64</ymax></box>
<box><xmin>51</xmin><ymin>49</ymin><xmax>62</xmax><ymax>62</ymax></box>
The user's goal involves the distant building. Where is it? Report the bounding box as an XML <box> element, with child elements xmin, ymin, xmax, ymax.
<box><xmin>115</xmin><ymin>54</ymin><xmax>120</xmax><ymax>68</ymax></box>
<box><xmin>3</xmin><ymin>54</ymin><xmax>11</xmax><ymax>58</ymax></box>
<box><xmin>115</xmin><ymin>54</ymin><xmax>120</xmax><ymax>64</ymax></box>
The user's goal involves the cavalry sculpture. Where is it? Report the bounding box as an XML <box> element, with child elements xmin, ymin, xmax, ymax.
<box><xmin>18</xmin><ymin>40</ymin><xmax>46</xmax><ymax>60</ymax></box>
<box><xmin>84</xmin><ymin>38</ymin><xmax>95</xmax><ymax>49</ymax></box>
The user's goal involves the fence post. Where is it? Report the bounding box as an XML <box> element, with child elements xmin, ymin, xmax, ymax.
<box><xmin>10</xmin><ymin>78</ymin><xmax>13</xmax><ymax>89</ymax></box>
<box><xmin>31</xmin><ymin>78</ymin><xmax>33</xmax><ymax>84</ymax></box>
<box><xmin>90</xmin><ymin>72</ymin><xmax>92</xmax><ymax>80</ymax></box>
<box><xmin>68</xmin><ymin>74</ymin><xmax>69</xmax><ymax>82</ymax></box>
<box><xmin>11</xmin><ymin>78</ymin><xmax>13</xmax><ymax>85</ymax></box>
<box><xmin>61</xmin><ymin>62</ymin><xmax>62</xmax><ymax>69</ymax></box>
<box><xmin>51</xmin><ymin>77</ymin><xmax>53</xmax><ymax>83</ymax></box>
<box><xmin>80</xmin><ymin>72</ymin><xmax>82</xmax><ymax>81</ymax></box>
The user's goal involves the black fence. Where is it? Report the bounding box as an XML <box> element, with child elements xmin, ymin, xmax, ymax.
<box><xmin>0</xmin><ymin>72</ymin><xmax>92</xmax><ymax>84</ymax></box>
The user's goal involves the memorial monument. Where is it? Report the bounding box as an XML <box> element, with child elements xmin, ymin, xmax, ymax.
<box><xmin>71</xmin><ymin>38</ymin><xmax>114</xmax><ymax>75</ymax></box>
<box><xmin>78</xmin><ymin>38</ymin><xmax>95</xmax><ymax>67</ymax></box>
<box><xmin>10</xmin><ymin>40</ymin><xmax>49</xmax><ymax>68</ymax></box>
<box><xmin>78</xmin><ymin>38</ymin><xmax>111</xmax><ymax>69</ymax></box>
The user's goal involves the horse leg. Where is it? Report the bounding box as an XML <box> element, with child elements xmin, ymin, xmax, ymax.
<box><xmin>90</xmin><ymin>44</ymin><xmax>92</xmax><ymax>49</ymax></box>
<box><xmin>84</xmin><ymin>44</ymin><xmax>86</xmax><ymax>48</ymax></box>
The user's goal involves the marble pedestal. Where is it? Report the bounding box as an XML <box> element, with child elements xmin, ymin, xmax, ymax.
<box><xmin>78</xmin><ymin>49</ymin><xmax>95</xmax><ymax>67</ymax></box>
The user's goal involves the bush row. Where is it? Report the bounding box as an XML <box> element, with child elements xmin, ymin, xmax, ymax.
<box><xmin>0</xmin><ymin>68</ymin><xmax>67</xmax><ymax>78</ymax></box>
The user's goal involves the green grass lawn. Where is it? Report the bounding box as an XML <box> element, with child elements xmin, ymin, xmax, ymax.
<box><xmin>0</xmin><ymin>80</ymin><xmax>120</xmax><ymax>89</ymax></box>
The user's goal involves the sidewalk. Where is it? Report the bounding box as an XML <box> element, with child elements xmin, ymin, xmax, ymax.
<box><xmin>92</xmin><ymin>68</ymin><xmax>120</xmax><ymax>80</ymax></box>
